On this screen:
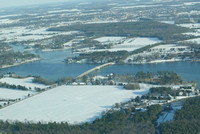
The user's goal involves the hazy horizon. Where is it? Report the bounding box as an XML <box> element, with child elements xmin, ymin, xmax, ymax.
<box><xmin>0</xmin><ymin>0</ymin><xmax>74</xmax><ymax>9</ymax></box>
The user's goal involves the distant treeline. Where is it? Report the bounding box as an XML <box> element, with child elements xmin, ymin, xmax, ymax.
<box><xmin>48</xmin><ymin>20</ymin><xmax>192</xmax><ymax>43</ymax></box>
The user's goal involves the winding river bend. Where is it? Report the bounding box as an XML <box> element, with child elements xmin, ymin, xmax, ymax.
<box><xmin>0</xmin><ymin>48</ymin><xmax>200</xmax><ymax>87</ymax></box>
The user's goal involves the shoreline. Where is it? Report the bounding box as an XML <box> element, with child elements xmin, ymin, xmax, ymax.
<box><xmin>66</xmin><ymin>59</ymin><xmax>193</xmax><ymax>65</ymax></box>
<box><xmin>0</xmin><ymin>57</ymin><xmax>41</xmax><ymax>69</ymax></box>
<box><xmin>41</xmin><ymin>47</ymin><xmax>72</xmax><ymax>52</ymax></box>
<box><xmin>129</xmin><ymin>59</ymin><xmax>183</xmax><ymax>65</ymax></box>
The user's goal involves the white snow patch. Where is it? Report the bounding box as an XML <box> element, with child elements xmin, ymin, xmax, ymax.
<box><xmin>0</xmin><ymin>77</ymin><xmax>49</xmax><ymax>90</ymax></box>
<box><xmin>157</xmin><ymin>104</ymin><xmax>182</xmax><ymax>124</ymax></box>
<box><xmin>178</xmin><ymin>23</ymin><xmax>200</xmax><ymax>29</ymax></box>
<box><xmin>0</xmin><ymin>88</ymin><xmax>35</xmax><ymax>100</ymax></box>
<box><xmin>48</xmin><ymin>9</ymin><xmax>80</xmax><ymax>13</ymax></box>
<box><xmin>94</xmin><ymin>36</ymin><xmax>125</xmax><ymax>43</ymax></box>
<box><xmin>183</xmin><ymin>38</ymin><xmax>200</xmax><ymax>44</ymax></box>
<box><xmin>0</xmin><ymin>14</ymin><xmax>22</xmax><ymax>19</ymax></box>
<box><xmin>0</xmin><ymin>19</ymin><xmax>19</xmax><ymax>24</ymax></box>
<box><xmin>81</xmin><ymin>37</ymin><xmax>162</xmax><ymax>52</ymax></box>
<box><xmin>184</xmin><ymin>2</ymin><xmax>200</xmax><ymax>6</ymax></box>
<box><xmin>159</xmin><ymin>21</ymin><xmax>175</xmax><ymax>24</ymax></box>
<box><xmin>114</xmin><ymin>4</ymin><xmax>162</xmax><ymax>9</ymax></box>
<box><xmin>0</xmin><ymin>85</ymin><xmax>149</xmax><ymax>124</ymax></box>
<box><xmin>0</xmin><ymin>27</ymin><xmax>79</xmax><ymax>42</ymax></box>
<box><xmin>157</xmin><ymin>111</ymin><xmax>175</xmax><ymax>123</ymax></box>
<box><xmin>183</xmin><ymin>32</ymin><xmax>200</xmax><ymax>37</ymax></box>
<box><xmin>109</xmin><ymin>37</ymin><xmax>162</xmax><ymax>52</ymax></box>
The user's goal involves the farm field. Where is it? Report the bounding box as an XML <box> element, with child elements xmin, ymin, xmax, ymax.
<box><xmin>0</xmin><ymin>85</ymin><xmax>149</xmax><ymax>124</ymax></box>
<box><xmin>0</xmin><ymin>77</ymin><xmax>49</xmax><ymax>90</ymax></box>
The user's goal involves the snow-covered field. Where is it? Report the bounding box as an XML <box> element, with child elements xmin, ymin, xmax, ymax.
<box><xmin>178</xmin><ymin>23</ymin><xmax>200</xmax><ymax>29</ymax></box>
<box><xmin>183</xmin><ymin>32</ymin><xmax>200</xmax><ymax>37</ymax></box>
<box><xmin>114</xmin><ymin>4</ymin><xmax>162</xmax><ymax>9</ymax></box>
<box><xmin>0</xmin><ymin>19</ymin><xmax>19</xmax><ymax>24</ymax></box>
<box><xmin>157</xmin><ymin>103</ymin><xmax>182</xmax><ymax>124</ymax></box>
<box><xmin>184</xmin><ymin>2</ymin><xmax>200</xmax><ymax>6</ymax></box>
<box><xmin>0</xmin><ymin>14</ymin><xmax>22</xmax><ymax>19</ymax></box>
<box><xmin>81</xmin><ymin>37</ymin><xmax>162</xmax><ymax>52</ymax></box>
<box><xmin>0</xmin><ymin>88</ymin><xmax>35</xmax><ymax>100</ymax></box>
<box><xmin>182</xmin><ymin>38</ymin><xmax>200</xmax><ymax>44</ymax></box>
<box><xmin>0</xmin><ymin>85</ymin><xmax>149</xmax><ymax>124</ymax></box>
<box><xmin>0</xmin><ymin>77</ymin><xmax>49</xmax><ymax>90</ymax></box>
<box><xmin>106</xmin><ymin>37</ymin><xmax>161</xmax><ymax>52</ymax></box>
<box><xmin>48</xmin><ymin>9</ymin><xmax>80</xmax><ymax>13</ymax></box>
<box><xmin>159</xmin><ymin>21</ymin><xmax>175</xmax><ymax>24</ymax></box>
<box><xmin>94</xmin><ymin>36</ymin><xmax>125</xmax><ymax>43</ymax></box>
<box><xmin>0</xmin><ymin>26</ymin><xmax>78</xmax><ymax>43</ymax></box>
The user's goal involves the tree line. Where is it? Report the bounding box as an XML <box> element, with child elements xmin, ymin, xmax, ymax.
<box><xmin>160</xmin><ymin>97</ymin><xmax>200</xmax><ymax>134</ymax></box>
<box><xmin>0</xmin><ymin>82</ymin><xmax>29</xmax><ymax>91</ymax></box>
<box><xmin>48</xmin><ymin>20</ymin><xmax>192</xmax><ymax>43</ymax></box>
<box><xmin>0</xmin><ymin>104</ymin><xmax>162</xmax><ymax>134</ymax></box>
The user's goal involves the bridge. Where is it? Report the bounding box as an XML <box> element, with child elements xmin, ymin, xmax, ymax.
<box><xmin>76</xmin><ymin>62</ymin><xmax>115</xmax><ymax>79</ymax></box>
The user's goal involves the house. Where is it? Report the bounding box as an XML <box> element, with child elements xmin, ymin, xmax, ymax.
<box><xmin>72</xmin><ymin>82</ymin><xmax>78</xmax><ymax>86</ymax></box>
<box><xmin>79</xmin><ymin>82</ymin><xmax>86</xmax><ymax>85</ymax></box>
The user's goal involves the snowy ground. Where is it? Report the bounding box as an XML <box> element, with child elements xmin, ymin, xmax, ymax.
<box><xmin>151</xmin><ymin>44</ymin><xmax>188</xmax><ymax>50</ymax></box>
<box><xmin>0</xmin><ymin>88</ymin><xmax>35</xmax><ymax>101</ymax></box>
<box><xmin>157</xmin><ymin>102</ymin><xmax>182</xmax><ymax>124</ymax></box>
<box><xmin>94</xmin><ymin>36</ymin><xmax>125</xmax><ymax>43</ymax></box>
<box><xmin>0</xmin><ymin>87</ymin><xmax>36</xmax><ymax>107</ymax></box>
<box><xmin>159</xmin><ymin>21</ymin><xmax>175</xmax><ymax>24</ymax></box>
<box><xmin>0</xmin><ymin>26</ymin><xmax>78</xmax><ymax>43</ymax></box>
<box><xmin>80</xmin><ymin>37</ymin><xmax>161</xmax><ymax>52</ymax></box>
<box><xmin>178</xmin><ymin>23</ymin><xmax>200</xmax><ymax>29</ymax></box>
<box><xmin>0</xmin><ymin>77</ymin><xmax>49</xmax><ymax>90</ymax></box>
<box><xmin>183</xmin><ymin>32</ymin><xmax>200</xmax><ymax>37</ymax></box>
<box><xmin>48</xmin><ymin>9</ymin><xmax>80</xmax><ymax>13</ymax></box>
<box><xmin>0</xmin><ymin>85</ymin><xmax>149</xmax><ymax>124</ymax></box>
<box><xmin>110</xmin><ymin>37</ymin><xmax>161</xmax><ymax>52</ymax></box>
<box><xmin>183</xmin><ymin>2</ymin><xmax>200</xmax><ymax>6</ymax></box>
<box><xmin>114</xmin><ymin>4</ymin><xmax>162</xmax><ymax>9</ymax></box>
<box><xmin>0</xmin><ymin>19</ymin><xmax>19</xmax><ymax>24</ymax></box>
<box><xmin>124</xmin><ymin>44</ymin><xmax>190</xmax><ymax>64</ymax></box>
<box><xmin>182</xmin><ymin>38</ymin><xmax>200</xmax><ymax>44</ymax></box>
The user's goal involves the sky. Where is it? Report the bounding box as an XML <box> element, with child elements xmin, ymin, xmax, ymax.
<box><xmin>0</xmin><ymin>0</ymin><xmax>73</xmax><ymax>8</ymax></box>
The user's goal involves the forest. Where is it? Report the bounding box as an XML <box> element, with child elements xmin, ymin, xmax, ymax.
<box><xmin>116</xmin><ymin>71</ymin><xmax>184</xmax><ymax>85</ymax></box>
<box><xmin>48</xmin><ymin>20</ymin><xmax>192</xmax><ymax>43</ymax></box>
<box><xmin>0</xmin><ymin>104</ymin><xmax>162</xmax><ymax>134</ymax></box>
<box><xmin>160</xmin><ymin>97</ymin><xmax>200</xmax><ymax>134</ymax></box>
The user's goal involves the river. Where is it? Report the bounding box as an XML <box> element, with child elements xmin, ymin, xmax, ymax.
<box><xmin>0</xmin><ymin>47</ymin><xmax>200</xmax><ymax>87</ymax></box>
